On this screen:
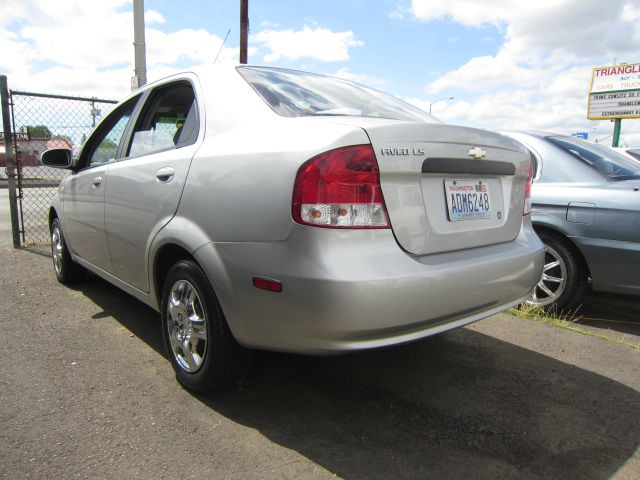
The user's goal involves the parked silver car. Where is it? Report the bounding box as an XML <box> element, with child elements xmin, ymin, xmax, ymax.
<box><xmin>612</xmin><ymin>147</ymin><xmax>640</xmax><ymax>162</ymax></box>
<box><xmin>503</xmin><ymin>132</ymin><xmax>640</xmax><ymax>311</ymax></box>
<box><xmin>626</xmin><ymin>148</ymin><xmax>640</xmax><ymax>161</ymax></box>
<box><xmin>42</xmin><ymin>66</ymin><xmax>543</xmax><ymax>392</ymax></box>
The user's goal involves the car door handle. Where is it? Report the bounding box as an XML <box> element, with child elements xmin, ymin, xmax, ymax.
<box><xmin>156</xmin><ymin>167</ymin><xmax>175</xmax><ymax>183</ymax></box>
<box><xmin>92</xmin><ymin>176</ymin><xmax>103</xmax><ymax>188</ymax></box>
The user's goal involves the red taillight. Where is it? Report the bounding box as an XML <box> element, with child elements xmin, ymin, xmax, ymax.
<box><xmin>523</xmin><ymin>159</ymin><xmax>533</xmax><ymax>215</ymax></box>
<box><xmin>292</xmin><ymin>145</ymin><xmax>390</xmax><ymax>228</ymax></box>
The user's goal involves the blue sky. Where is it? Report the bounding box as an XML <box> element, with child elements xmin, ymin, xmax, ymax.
<box><xmin>1</xmin><ymin>0</ymin><xmax>640</xmax><ymax>145</ymax></box>
<box><xmin>148</xmin><ymin>0</ymin><xmax>502</xmax><ymax>93</ymax></box>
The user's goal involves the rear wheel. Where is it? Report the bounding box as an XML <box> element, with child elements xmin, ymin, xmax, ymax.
<box><xmin>527</xmin><ymin>232</ymin><xmax>587</xmax><ymax>312</ymax></box>
<box><xmin>160</xmin><ymin>259</ymin><xmax>250</xmax><ymax>393</ymax></box>
<box><xmin>51</xmin><ymin>218</ymin><xmax>85</xmax><ymax>284</ymax></box>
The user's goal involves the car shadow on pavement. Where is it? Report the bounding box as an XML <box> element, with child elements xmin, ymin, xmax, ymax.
<box><xmin>205</xmin><ymin>340</ymin><xmax>640</xmax><ymax>480</ymax></box>
<box><xmin>577</xmin><ymin>288</ymin><xmax>640</xmax><ymax>338</ymax></box>
<box><xmin>78</xmin><ymin>272</ymin><xmax>640</xmax><ymax>480</ymax></box>
<box><xmin>74</xmin><ymin>272</ymin><xmax>166</xmax><ymax>358</ymax></box>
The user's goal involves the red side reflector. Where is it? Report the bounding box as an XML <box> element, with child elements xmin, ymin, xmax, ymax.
<box><xmin>252</xmin><ymin>277</ymin><xmax>283</xmax><ymax>292</ymax></box>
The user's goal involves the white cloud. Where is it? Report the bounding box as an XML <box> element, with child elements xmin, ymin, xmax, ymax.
<box><xmin>407</xmin><ymin>0</ymin><xmax>640</xmax><ymax>143</ymax></box>
<box><xmin>425</xmin><ymin>50</ymin><xmax>548</xmax><ymax>94</ymax></box>
<box><xmin>412</xmin><ymin>0</ymin><xmax>515</xmax><ymax>27</ymax></box>
<box><xmin>145</xmin><ymin>28</ymin><xmax>237</xmax><ymax>68</ymax></box>
<box><xmin>254</xmin><ymin>26</ymin><xmax>364</xmax><ymax>62</ymax></box>
<box><xmin>623</xmin><ymin>2</ymin><xmax>640</xmax><ymax>20</ymax></box>
<box><xmin>410</xmin><ymin>0</ymin><xmax>639</xmax><ymax>59</ymax></box>
<box><xmin>145</xmin><ymin>9</ymin><xmax>166</xmax><ymax>25</ymax></box>
<box><xmin>388</xmin><ymin>1</ymin><xmax>411</xmax><ymax>20</ymax></box>
<box><xmin>405</xmin><ymin>96</ymin><xmax>455</xmax><ymax>116</ymax></box>
<box><xmin>0</xmin><ymin>0</ymin><xmax>237</xmax><ymax>99</ymax></box>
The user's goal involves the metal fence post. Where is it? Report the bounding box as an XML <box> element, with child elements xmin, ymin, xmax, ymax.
<box><xmin>1</xmin><ymin>75</ymin><xmax>21</xmax><ymax>248</ymax></box>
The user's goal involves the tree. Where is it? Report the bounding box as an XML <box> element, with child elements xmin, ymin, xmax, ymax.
<box><xmin>23</xmin><ymin>125</ymin><xmax>52</xmax><ymax>139</ymax></box>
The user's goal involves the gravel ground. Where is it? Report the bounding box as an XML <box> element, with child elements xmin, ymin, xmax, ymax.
<box><xmin>1</xmin><ymin>191</ymin><xmax>639</xmax><ymax>479</ymax></box>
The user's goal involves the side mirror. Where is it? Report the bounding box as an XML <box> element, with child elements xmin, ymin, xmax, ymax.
<box><xmin>41</xmin><ymin>149</ymin><xmax>75</xmax><ymax>169</ymax></box>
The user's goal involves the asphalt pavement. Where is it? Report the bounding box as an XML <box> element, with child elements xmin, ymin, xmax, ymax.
<box><xmin>0</xmin><ymin>192</ymin><xmax>639</xmax><ymax>479</ymax></box>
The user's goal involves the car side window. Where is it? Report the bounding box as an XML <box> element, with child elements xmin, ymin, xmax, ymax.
<box><xmin>127</xmin><ymin>81</ymin><xmax>198</xmax><ymax>158</ymax></box>
<box><xmin>84</xmin><ymin>96</ymin><xmax>140</xmax><ymax>168</ymax></box>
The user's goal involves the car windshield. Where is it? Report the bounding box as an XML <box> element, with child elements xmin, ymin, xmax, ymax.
<box><xmin>547</xmin><ymin>136</ymin><xmax>640</xmax><ymax>180</ymax></box>
<box><xmin>237</xmin><ymin>66</ymin><xmax>437</xmax><ymax>123</ymax></box>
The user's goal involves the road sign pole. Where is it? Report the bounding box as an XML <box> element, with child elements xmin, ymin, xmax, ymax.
<box><xmin>612</xmin><ymin>119</ymin><xmax>622</xmax><ymax>148</ymax></box>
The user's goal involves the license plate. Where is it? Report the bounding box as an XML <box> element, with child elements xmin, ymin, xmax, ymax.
<box><xmin>444</xmin><ymin>180</ymin><xmax>492</xmax><ymax>221</ymax></box>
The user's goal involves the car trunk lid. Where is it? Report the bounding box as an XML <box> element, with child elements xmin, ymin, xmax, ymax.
<box><xmin>340</xmin><ymin>119</ymin><xmax>531</xmax><ymax>255</ymax></box>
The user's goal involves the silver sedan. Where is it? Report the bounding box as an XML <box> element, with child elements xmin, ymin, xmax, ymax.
<box><xmin>504</xmin><ymin>132</ymin><xmax>640</xmax><ymax>311</ymax></box>
<box><xmin>42</xmin><ymin>66</ymin><xmax>543</xmax><ymax>392</ymax></box>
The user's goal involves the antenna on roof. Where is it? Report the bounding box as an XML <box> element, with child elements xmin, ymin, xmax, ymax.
<box><xmin>214</xmin><ymin>29</ymin><xmax>231</xmax><ymax>64</ymax></box>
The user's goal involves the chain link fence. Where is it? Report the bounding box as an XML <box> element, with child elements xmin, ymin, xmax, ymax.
<box><xmin>1</xmin><ymin>87</ymin><xmax>117</xmax><ymax>245</ymax></box>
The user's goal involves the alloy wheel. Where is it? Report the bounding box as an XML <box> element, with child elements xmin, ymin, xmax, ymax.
<box><xmin>528</xmin><ymin>244</ymin><xmax>567</xmax><ymax>306</ymax></box>
<box><xmin>51</xmin><ymin>226</ymin><xmax>63</xmax><ymax>276</ymax></box>
<box><xmin>166</xmin><ymin>279</ymin><xmax>208</xmax><ymax>373</ymax></box>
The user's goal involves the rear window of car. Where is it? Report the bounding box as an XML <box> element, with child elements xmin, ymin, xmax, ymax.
<box><xmin>548</xmin><ymin>136</ymin><xmax>640</xmax><ymax>181</ymax></box>
<box><xmin>237</xmin><ymin>66</ymin><xmax>438</xmax><ymax>123</ymax></box>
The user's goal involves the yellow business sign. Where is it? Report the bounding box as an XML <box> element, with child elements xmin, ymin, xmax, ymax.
<box><xmin>587</xmin><ymin>62</ymin><xmax>640</xmax><ymax>120</ymax></box>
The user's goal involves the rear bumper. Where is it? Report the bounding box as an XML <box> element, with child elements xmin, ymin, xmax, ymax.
<box><xmin>195</xmin><ymin>220</ymin><xmax>544</xmax><ymax>354</ymax></box>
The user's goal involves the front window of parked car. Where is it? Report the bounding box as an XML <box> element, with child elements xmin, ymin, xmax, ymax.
<box><xmin>128</xmin><ymin>81</ymin><xmax>198</xmax><ymax>157</ymax></box>
<box><xmin>83</xmin><ymin>95</ymin><xmax>140</xmax><ymax>167</ymax></box>
<box><xmin>548</xmin><ymin>136</ymin><xmax>640</xmax><ymax>180</ymax></box>
<box><xmin>237</xmin><ymin>66</ymin><xmax>438</xmax><ymax>123</ymax></box>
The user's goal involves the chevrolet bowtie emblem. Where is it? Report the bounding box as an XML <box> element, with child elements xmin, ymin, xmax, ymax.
<box><xmin>468</xmin><ymin>147</ymin><xmax>487</xmax><ymax>159</ymax></box>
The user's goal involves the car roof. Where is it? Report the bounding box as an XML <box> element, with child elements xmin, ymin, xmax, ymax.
<box><xmin>94</xmin><ymin>65</ymin><xmax>282</xmax><ymax>136</ymax></box>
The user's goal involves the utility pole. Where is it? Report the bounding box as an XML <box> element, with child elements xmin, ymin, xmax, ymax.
<box><xmin>132</xmin><ymin>0</ymin><xmax>147</xmax><ymax>90</ymax></box>
<box><xmin>240</xmin><ymin>0</ymin><xmax>248</xmax><ymax>64</ymax></box>
<box><xmin>90</xmin><ymin>99</ymin><xmax>101</xmax><ymax>128</ymax></box>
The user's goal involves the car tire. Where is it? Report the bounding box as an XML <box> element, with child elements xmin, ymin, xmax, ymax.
<box><xmin>50</xmin><ymin>218</ymin><xmax>86</xmax><ymax>284</ymax></box>
<box><xmin>160</xmin><ymin>259</ymin><xmax>250</xmax><ymax>393</ymax></box>
<box><xmin>528</xmin><ymin>231</ymin><xmax>587</xmax><ymax>312</ymax></box>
